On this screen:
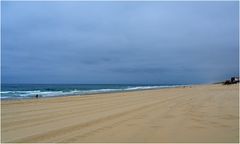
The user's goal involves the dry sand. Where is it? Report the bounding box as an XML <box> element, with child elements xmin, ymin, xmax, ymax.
<box><xmin>1</xmin><ymin>84</ymin><xmax>239</xmax><ymax>143</ymax></box>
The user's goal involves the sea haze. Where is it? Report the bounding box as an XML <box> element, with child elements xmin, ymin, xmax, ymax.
<box><xmin>1</xmin><ymin>84</ymin><xmax>184</xmax><ymax>99</ymax></box>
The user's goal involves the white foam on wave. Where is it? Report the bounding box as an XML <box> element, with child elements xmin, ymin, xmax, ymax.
<box><xmin>1</xmin><ymin>85</ymin><xmax>184</xmax><ymax>99</ymax></box>
<box><xmin>125</xmin><ymin>85</ymin><xmax>180</xmax><ymax>91</ymax></box>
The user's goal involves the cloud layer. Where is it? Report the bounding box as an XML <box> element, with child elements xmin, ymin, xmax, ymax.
<box><xmin>2</xmin><ymin>1</ymin><xmax>239</xmax><ymax>84</ymax></box>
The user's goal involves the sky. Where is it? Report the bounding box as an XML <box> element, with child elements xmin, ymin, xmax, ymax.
<box><xmin>1</xmin><ymin>1</ymin><xmax>239</xmax><ymax>84</ymax></box>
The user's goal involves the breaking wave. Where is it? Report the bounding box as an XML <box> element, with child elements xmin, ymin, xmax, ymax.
<box><xmin>1</xmin><ymin>85</ymin><xmax>182</xmax><ymax>99</ymax></box>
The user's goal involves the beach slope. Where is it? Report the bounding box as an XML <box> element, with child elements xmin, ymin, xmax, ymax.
<box><xmin>1</xmin><ymin>84</ymin><xmax>239</xmax><ymax>142</ymax></box>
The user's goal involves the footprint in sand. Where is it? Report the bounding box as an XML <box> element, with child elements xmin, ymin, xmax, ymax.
<box><xmin>220</xmin><ymin>114</ymin><xmax>239</xmax><ymax>120</ymax></box>
<box><xmin>151</xmin><ymin>125</ymin><xmax>162</xmax><ymax>129</ymax></box>
<box><xmin>163</xmin><ymin>114</ymin><xmax>175</xmax><ymax>119</ymax></box>
<box><xmin>189</xmin><ymin>125</ymin><xmax>205</xmax><ymax>129</ymax></box>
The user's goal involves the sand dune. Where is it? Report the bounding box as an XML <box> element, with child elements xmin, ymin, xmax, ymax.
<box><xmin>1</xmin><ymin>84</ymin><xmax>239</xmax><ymax>143</ymax></box>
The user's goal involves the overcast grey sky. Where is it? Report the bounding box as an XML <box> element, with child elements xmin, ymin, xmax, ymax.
<box><xmin>1</xmin><ymin>1</ymin><xmax>239</xmax><ymax>84</ymax></box>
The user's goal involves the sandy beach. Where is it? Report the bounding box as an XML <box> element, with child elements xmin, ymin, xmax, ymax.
<box><xmin>1</xmin><ymin>84</ymin><xmax>239</xmax><ymax>143</ymax></box>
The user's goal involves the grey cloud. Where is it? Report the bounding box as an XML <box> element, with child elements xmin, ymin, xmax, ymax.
<box><xmin>110</xmin><ymin>67</ymin><xmax>172</xmax><ymax>74</ymax></box>
<box><xmin>1</xmin><ymin>1</ymin><xmax>239</xmax><ymax>84</ymax></box>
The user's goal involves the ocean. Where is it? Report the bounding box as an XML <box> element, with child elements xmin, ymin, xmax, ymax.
<box><xmin>1</xmin><ymin>84</ymin><xmax>182</xmax><ymax>100</ymax></box>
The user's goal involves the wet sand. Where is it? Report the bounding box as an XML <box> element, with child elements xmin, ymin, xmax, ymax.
<box><xmin>1</xmin><ymin>84</ymin><xmax>239</xmax><ymax>143</ymax></box>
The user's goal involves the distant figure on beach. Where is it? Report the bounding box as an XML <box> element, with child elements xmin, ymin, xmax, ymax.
<box><xmin>35</xmin><ymin>94</ymin><xmax>39</xmax><ymax>99</ymax></box>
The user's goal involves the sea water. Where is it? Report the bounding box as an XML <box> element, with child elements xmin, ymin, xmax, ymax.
<box><xmin>1</xmin><ymin>84</ymin><xmax>182</xmax><ymax>99</ymax></box>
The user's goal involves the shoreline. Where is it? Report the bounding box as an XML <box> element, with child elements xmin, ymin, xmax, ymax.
<box><xmin>1</xmin><ymin>83</ymin><xmax>239</xmax><ymax>142</ymax></box>
<box><xmin>1</xmin><ymin>84</ymin><xmax>192</xmax><ymax>101</ymax></box>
